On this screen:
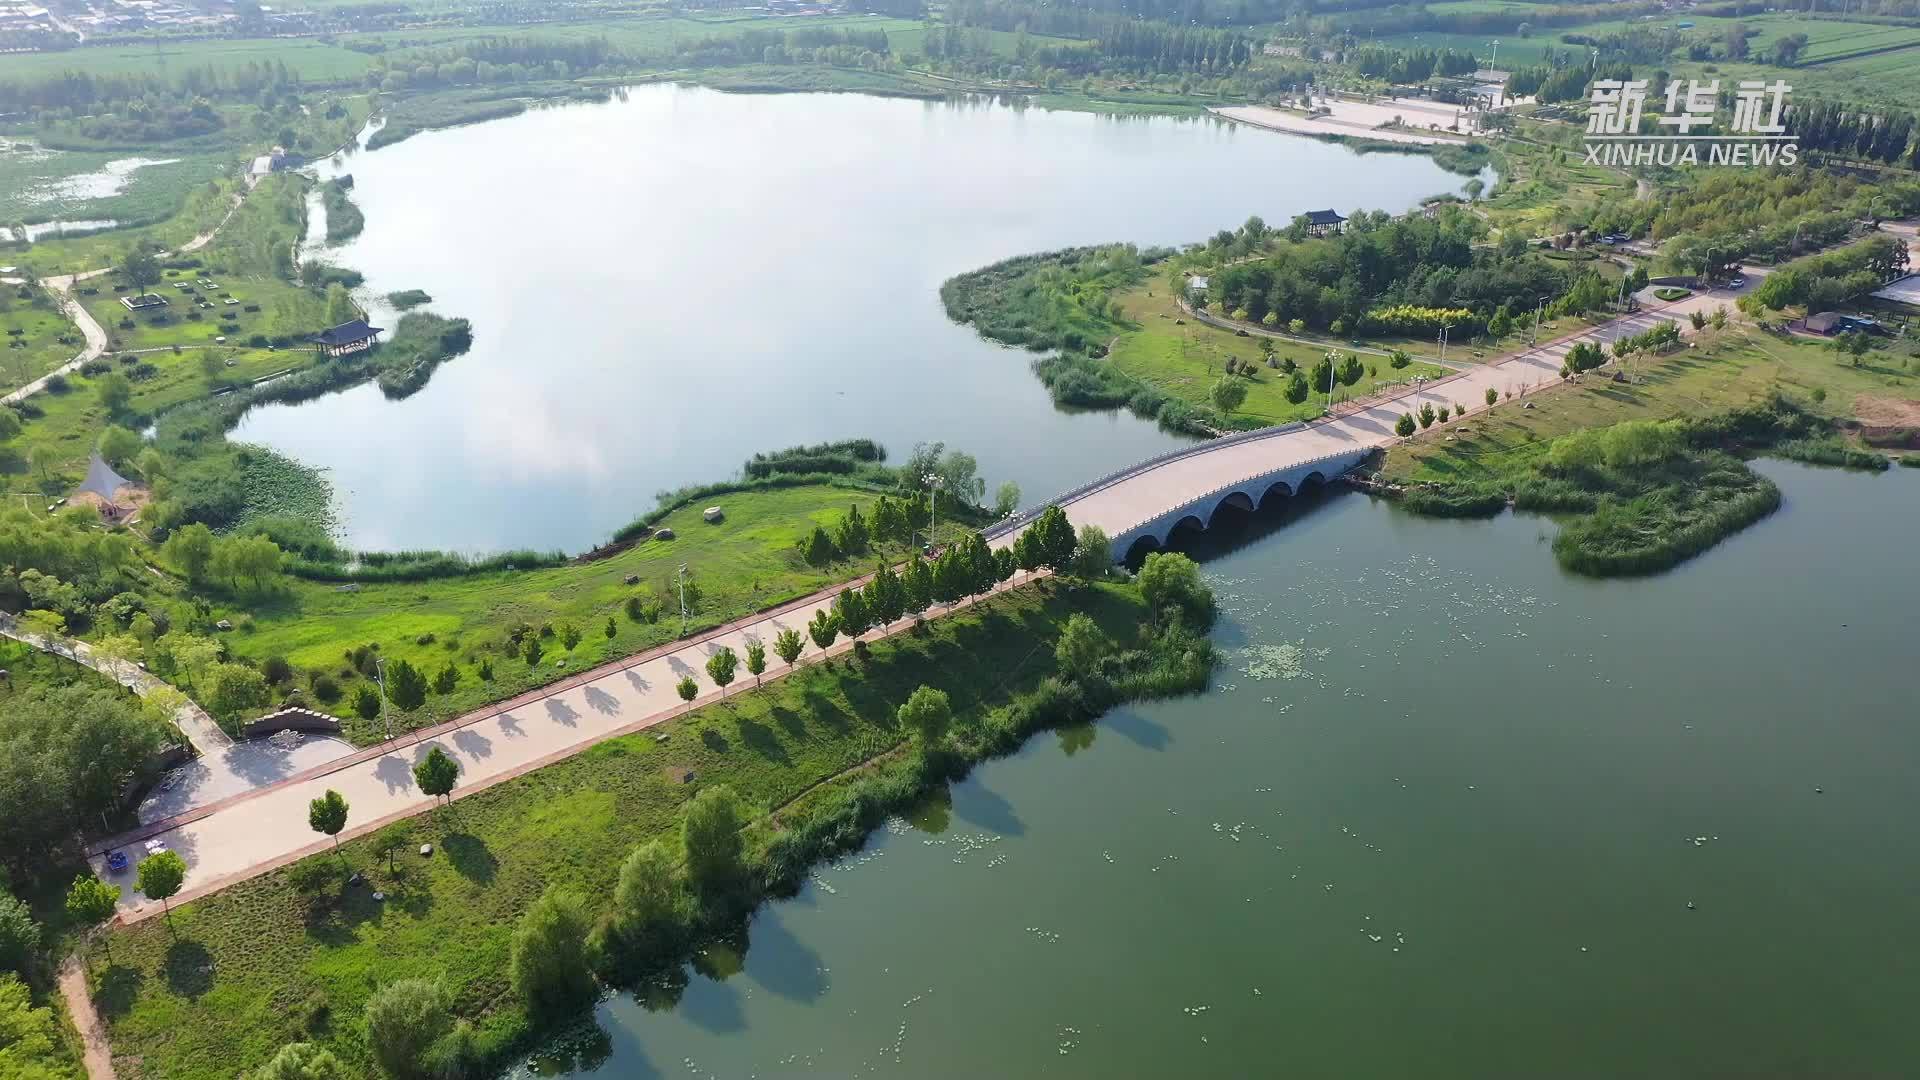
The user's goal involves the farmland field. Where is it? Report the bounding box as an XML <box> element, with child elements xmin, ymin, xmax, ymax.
<box><xmin>0</xmin><ymin>37</ymin><xmax>376</xmax><ymax>83</ymax></box>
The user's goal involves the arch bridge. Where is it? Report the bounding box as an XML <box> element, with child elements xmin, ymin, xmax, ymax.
<box><xmin>986</xmin><ymin>421</ymin><xmax>1375</xmax><ymax>563</ymax></box>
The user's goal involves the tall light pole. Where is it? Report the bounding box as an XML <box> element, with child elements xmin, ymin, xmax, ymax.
<box><xmin>1489</xmin><ymin>38</ymin><xmax>1500</xmax><ymax>68</ymax></box>
<box><xmin>1323</xmin><ymin>350</ymin><xmax>1338</xmax><ymax>415</ymax></box>
<box><xmin>677</xmin><ymin>564</ymin><xmax>688</xmax><ymax>635</ymax></box>
<box><xmin>1438</xmin><ymin>324</ymin><xmax>1452</xmax><ymax>364</ymax></box>
<box><xmin>373</xmin><ymin>655</ymin><xmax>392</xmax><ymax>743</ymax></box>
<box><xmin>923</xmin><ymin>472</ymin><xmax>943</xmax><ymax>551</ymax></box>
<box><xmin>1531</xmin><ymin>295</ymin><xmax>1548</xmax><ymax>346</ymax></box>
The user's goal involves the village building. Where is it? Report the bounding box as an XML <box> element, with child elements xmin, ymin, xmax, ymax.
<box><xmin>314</xmin><ymin>318</ymin><xmax>383</xmax><ymax>358</ymax></box>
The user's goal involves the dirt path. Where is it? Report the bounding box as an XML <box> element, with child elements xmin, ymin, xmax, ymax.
<box><xmin>58</xmin><ymin>958</ymin><xmax>115</xmax><ymax>1080</ymax></box>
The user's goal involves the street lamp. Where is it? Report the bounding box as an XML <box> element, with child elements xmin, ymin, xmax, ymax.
<box><xmin>677</xmin><ymin>564</ymin><xmax>689</xmax><ymax>635</ymax></box>
<box><xmin>1531</xmin><ymin>295</ymin><xmax>1549</xmax><ymax>346</ymax></box>
<box><xmin>373</xmin><ymin>655</ymin><xmax>392</xmax><ymax>743</ymax></box>
<box><xmin>923</xmin><ymin>473</ymin><xmax>944</xmax><ymax>552</ymax></box>
<box><xmin>1438</xmin><ymin>323</ymin><xmax>1453</xmax><ymax>364</ymax></box>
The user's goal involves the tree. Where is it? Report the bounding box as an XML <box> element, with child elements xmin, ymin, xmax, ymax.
<box><xmin>603</xmin><ymin>616</ymin><xmax>616</xmax><ymax>644</ymax></box>
<box><xmin>65</xmin><ymin>874</ymin><xmax>120</xmax><ymax>967</ymax></box>
<box><xmin>432</xmin><ymin>664</ymin><xmax>458</xmax><ymax>695</ymax></box>
<box><xmin>354</xmin><ymin>686</ymin><xmax>381</xmax><ymax>723</ymax></box>
<box><xmin>1418</xmin><ymin>402</ymin><xmax>1437</xmax><ymax>428</ymax></box>
<box><xmin>308</xmin><ymin>789</ymin><xmax>349</xmax><ymax>855</ymax></box>
<box><xmin>896</xmin><ymin>685</ymin><xmax>952</xmax><ymax>752</ymax></box>
<box><xmin>323</xmin><ymin>282</ymin><xmax>356</xmax><ymax>327</ymax></box>
<box><xmin>365</xmin><ymin>977</ymin><xmax>454</xmax><ymax>1080</ymax></box>
<box><xmin>412</xmin><ymin>745</ymin><xmax>458</xmax><ymax>805</ymax></box>
<box><xmin>213</xmin><ymin>533</ymin><xmax>282</xmax><ymax>591</ymax></box>
<box><xmin>1395</xmin><ymin>412</ymin><xmax>1416</xmax><ymax>437</ymax></box>
<box><xmin>869</xmin><ymin>563</ymin><xmax>906</xmax><ymax>625</ymax></box>
<box><xmin>510</xmin><ymin>887</ymin><xmax>597</xmax><ymax>1017</ymax></box>
<box><xmin>704</xmin><ymin>646</ymin><xmax>738</xmax><ymax>698</ymax></box>
<box><xmin>522</xmin><ymin>632</ymin><xmax>543</xmax><ymax>667</ymax></box>
<box><xmin>95</xmin><ymin>371</ymin><xmax>133</xmax><ymax>415</ymax></box>
<box><xmin>164</xmin><ymin>522</ymin><xmax>216</xmax><ymax>583</ymax></box>
<box><xmin>373</xmin><ymin>821</ymin><xmax>414</xmax><ymax>874</ymax></box>
<box><xmin>1071</xmin><ymin>525</ymin><xmax>1110</xmax><ymax>580</ymax></box>
<box><xmin>1138</xmin><ymin>551</ymin><xmax>1214</xmax><ymax>629</ymax></box>
<box><xmin>1054</xmin><ymin>612</ymin><xmax>1111</xmax><ymax>680</ymax></box>
<box><xmin>0</xmin><ymin>894</ymin><xmax>37</xmax><ymax>978</ymax></box>
<box><xmin>833</xmin><ymin>504</ymin><xmax>870</xmax><ymax>556</ymax></box>
<box><xmin>99</xmin><ymin>424</ymin><xmax>141</xmax><ymax>468</ymax></box>
<box><xmin>682</xmin><ymin>784</ymin><xmax>746</xmax><ymax>900</ymax></box>
<box><xmin>207</xmin><ymin>663</ymin><xmax>270</xmax><ymax>720</ymax></box>
<box><xmin>252</xmin><ymin>1042</ymin><xmax>348</xmax><ymax>1080</ymax></box>
<box><xmin>1284</xmin><ymin>370</ymin><xmax>1310</xmax><ymax>404</ymax></box>
<box><xmin>1032</xmin><ymin>505</ymin><xmax>1077</xmax><ymax>572</ymax></box>
<box><xmin>0</xmin><ymin>975</ymin><xmax>66</xmax><ymax>1079</ymax></box>
<box><xmin>744</xmin><ymin>640</ymin><xmax>766</xmax><ymax>686</ymax></box>
<box><xmin>386</xmin><ymin>658</ymin><xmax>427</xmax><ymax>711</ymax></box>
<box><xmin>772</xmin><ymin>627</ymin><xmax>804</xmax><ymax>669</ymax></box>
<box><xmin>903</xmin><ymin>555</ymin><xmax>934</xmax><ymax>615</ymax></box>
<box><xmin>559</xmin><ymin>623</ymin><xmax>582</xmax><ymax>651</ymax></box>
<box><xmin>610</xmin><ymin>840</ymin><xmax>680</xmax><ymax>945</ymax></box>
<box><xmin>1209</xmin><ymin>374</ymin><xmax>1248</xmax><ymax>413</ymax></box>
<box><xmin>0</xmin><ymin>408</ymin><xmax>18</xmax><ymax>444</ymax></box>
<box><xmin>198</xmin><ymin>348</ymin><xmax>224</xmax><ymax>387</ymax></box>
<box><xmin>833</xmin><ymin>587</ymin><xmax>871</xmax><ymax>640</ymax></box>
<box><xmin>121</xmin><ymin>247</ymin><xmax>161</xmax><ymax>294</ymax></box>
<box><xmin>675</xmin><ymin>675</ymin><xmax>698</xmax><ymax>712</ymax></box>
<box><xmin>994</xmin><ymin>481</ymin><xmax>1021</xmax><ymax>517</ymax></box>
<box><xmin>136</xmin><ymin>849</ymin><xmax>187</xmax><ymax>929</ymax></box>
<box><xmin>807</xmin><ymin>609</ymin><xmax>839</xmax><ymax>655</ymax></box>
<box><xmin>1485</xmin><ymin>386</ymin><xmax>1499</xmax><ymax>409</ymax></box>
<box><xmin>798</xmin><ymin>525</ymin><xmax>837</xmax><ymax>567</ymax></box>
<box><xmin>1337</xmin><ymin>354</ymin><xmax>1365</xmax><ymax>387</ymax></box>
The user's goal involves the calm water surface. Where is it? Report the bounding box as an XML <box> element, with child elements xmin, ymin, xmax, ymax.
<box><xmin>235</xmin><ymin>85</ymin><xmax>1473</xmax><ymax>553</ymax></box>
<box><xmin>530</xmin><ymin>462</ymin><xmax>1919</xmax><ymax>1078</ymax></box>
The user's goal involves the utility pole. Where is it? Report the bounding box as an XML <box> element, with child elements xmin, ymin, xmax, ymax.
<box><xmin>1532</xmin><ymin>295</ymin><xmax>1548</xmax><ymax>346</ymax></box>
<box><xmin>677</xmin><ymin>564</ymin><xmax>688</xmax><ymax>635</ymax></box>
<box><xmin>373</xmin><ymin>656</ymin><xmax>392</xmax><ymax>743</ymax></box>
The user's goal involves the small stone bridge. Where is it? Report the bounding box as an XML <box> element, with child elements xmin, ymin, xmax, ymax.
<box><xmin>986</xmin><ymin>421</ymin><xmax>1375</xmax><ymax>563</ymax></box>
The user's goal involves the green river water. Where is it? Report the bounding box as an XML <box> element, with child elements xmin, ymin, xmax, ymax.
<box><xmin>529</xmin><ymin>460</ymin><xmax>1920</xmax><ymax>1078</ymax></box>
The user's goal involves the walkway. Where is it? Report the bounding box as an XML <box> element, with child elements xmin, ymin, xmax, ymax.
<box><xmin>1016</xmin><ymin>285</ymin><xmax>1751</xmax><ymax>552</ymax></box>
<box><xmin>89</xmin><ymin>567</ymin><xmax>1041</xmax><ymax>920</ymax></box>
<box><xmin>0</xmin><ymin>614</ymin><xmax>230</xmax><ymax>756</ymax></box>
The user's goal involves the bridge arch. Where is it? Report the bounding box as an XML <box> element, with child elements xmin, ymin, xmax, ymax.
<box><xmin>1207</xmin><ymin>490</ymin><xmax>1256</xmax><ymax>526</ymax></box>
<box><xmin>1258</xmin><ymin>480</ymin><xmax>1293</xmax><ymax>508</ymax></box>
<box><xmin>1122</xmin><ymin>533</ymin><xmax>1162</xmax><ymax>565</ymax></box>
<box><xmin>1301</xmin><ymin>471</ymin><xmax>1328</xmax><ymax>489</ymax></box>
<box><xmin>1165</xmin><ymin>514</ymin><xmax>1206</xmax><ymax>543</ymax></box>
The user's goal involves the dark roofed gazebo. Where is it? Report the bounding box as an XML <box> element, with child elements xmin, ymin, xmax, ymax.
<box><xmin>314</xmin><ymin>319</ymin><xmax>384</xmax><ymax>358</ymax></box>
<box><xmin>1303</xmin><ymin>209</ymin><xmax>1347</xmax><ymax>236</ymax></box>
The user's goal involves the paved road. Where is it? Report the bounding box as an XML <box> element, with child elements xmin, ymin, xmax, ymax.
<box><xmin>1047</xmin><ymin>290</ymin><xmax>1735</xmax><ymax>540</ymax></box>
<box><xmin>92</xmin><ymin>569</ymin><xmax>1040</xmax><ymax>919</ymax></box>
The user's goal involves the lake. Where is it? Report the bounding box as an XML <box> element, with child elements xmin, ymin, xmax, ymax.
<box><xmin>528</xmin><ymin>461</ymin><xmax>1920</xmax><ymax>1078</ymax></box>
<box><xmin>234</xmin><ymin>85</ymin><xmax>1477</xmax><ymax>553</ymax></box>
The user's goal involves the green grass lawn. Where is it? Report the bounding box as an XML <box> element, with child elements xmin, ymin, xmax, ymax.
<box><xmin>0</xmin><ymin>144</ymin><xmax>230</xmax><ymax>227</ymax></box>
<box><xmin>0</xmin><ymin>284</ymin><xmax>82</xmax><ymax>389</ymax></box>
<box><xmin>88</xmin><ymin>275</ymin><xmax>324</xmax><ymax>355</ymax></box>
<box><xmin>1107</xmin><ymin>283</ymin><xmax>1447</xmax><ymax>425</ymax></box>
<box><xmin>95</xmin><ymin>579</ymin><xmax>1149</xmax><ymax>1079</ymax></box>
<box><xmin>0</xmin><ymin>338</ymin><xmax>296</xmax><ymax>494</ymax></box>
<box><xmin>1382</xmin><ymin>325</ymin><xmax>1920</xmax><ymax>483</ymax></box>
<box><xmin>218</xmin><ymin>482</ymin><xmax>980</xmax><ymax>744</ymax></box>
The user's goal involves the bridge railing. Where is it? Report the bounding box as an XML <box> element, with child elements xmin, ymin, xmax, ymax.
<box><xmin>982</xmin><ymin>421</ymin><xmax>1309</xmax><ymax>542</ymax></box>
<box><xmin>1104</xmin><ymin>446</ymin><xmax>1373</xmax><ymax>545</ymax></box>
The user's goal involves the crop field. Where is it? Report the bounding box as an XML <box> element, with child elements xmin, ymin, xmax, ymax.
<box><xmin>0</xmin><ymin>37</ymin><xmax>377</xmax><ymax>84</ymax></box>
